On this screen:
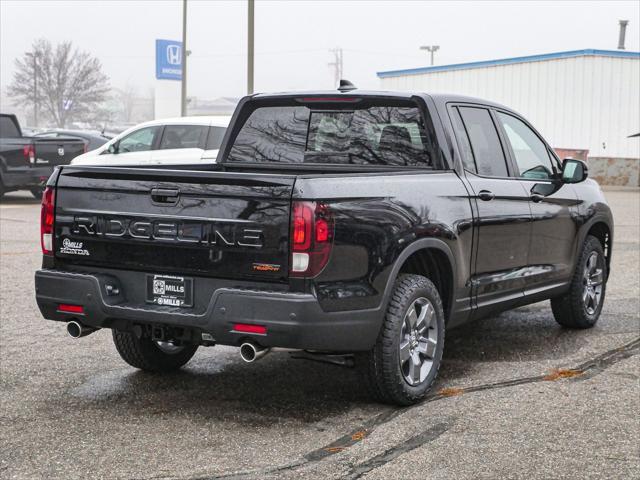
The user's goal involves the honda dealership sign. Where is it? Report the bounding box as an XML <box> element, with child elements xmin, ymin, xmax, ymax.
<box><xmin>155</xmin><ymin>39</ymin><xmax>183</xmax><ymax>81</ymax></box>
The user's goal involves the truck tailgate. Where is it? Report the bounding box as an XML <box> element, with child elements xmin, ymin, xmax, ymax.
<box><xmin>33</xmin><ymin>137</ymin><xmax>85</xmax><ymax>166</ymax></box>
<box><xmin>53</xmin><ymin>166</ymin><xmax>295</xmax><ymax>282</ymax></box>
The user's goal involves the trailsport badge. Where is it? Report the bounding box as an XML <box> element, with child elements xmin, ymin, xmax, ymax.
<box><xmin>59</xmin><ymin>238</ymin><xmax>90</xmax><ymax>256</ymax></box>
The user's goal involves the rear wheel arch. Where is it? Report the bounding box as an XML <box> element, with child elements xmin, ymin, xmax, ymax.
<box><xmin>384</xmin><ymin>239</ymin><xmax>456</xmax><ymax>323</ymax></box>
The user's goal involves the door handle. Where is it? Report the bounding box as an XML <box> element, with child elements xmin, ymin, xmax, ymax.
<box><xmin>478</xmin><ymin>190</ymin><xmax>495</xmax><ymax>201</ymax></box>
<box><xmin>530</xmin><ymin>193</ymin><xmax>544</xmax><ymax>203</ymax></box>
<box><xmin>151</xmin><ymin>188</ymin><xmax>179</xmax><ymax>204</ymax></box>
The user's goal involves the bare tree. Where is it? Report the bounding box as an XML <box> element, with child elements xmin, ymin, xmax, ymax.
<box><xmin>115</xmin><ymin>82</ymin><xmax>138</xmax><ymax>123</ymax></box>
<box><xmin>7</xmin><ymin>39</ymin><xmax>110</xmax><ymax>127</ymax></box>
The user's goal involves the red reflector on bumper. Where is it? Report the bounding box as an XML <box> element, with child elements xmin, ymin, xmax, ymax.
<box><xmin>58</xmin><ymin>304</ymin><xmax>84</xmax><ymax>314</ymax></box>
<box><xmin>233</xmin><ymin>323</ymin><xmax>267</xmax><ymax>335</ymax></box>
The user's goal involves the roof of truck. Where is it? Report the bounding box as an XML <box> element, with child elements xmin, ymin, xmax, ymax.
<box><xmin>250</xmin><ymin>90</ymin><xmax>510</xmax><ymax>111</ymax></box>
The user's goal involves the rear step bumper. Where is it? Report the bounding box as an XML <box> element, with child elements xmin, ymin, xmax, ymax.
<box><xmin>35</xmin><ymin>269</ymin><xmax>382</xmax><ymax>352</ymax></box>
<box><xmin>2</xmin><ymin>166</ymin><xmax>52</xmax><ymax>188</ymax></box>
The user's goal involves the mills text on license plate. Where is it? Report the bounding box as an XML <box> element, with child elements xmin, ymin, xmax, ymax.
<box><xmin>146</xmin><ymin>274</ymin><xmax>193</xmax><ymax>307</ymax></box>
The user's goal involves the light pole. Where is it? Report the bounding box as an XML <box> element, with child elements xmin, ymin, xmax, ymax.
<box><xmin>26</xmin><ymin>51</ymin><xmax>39</xmax><ymax>127</ymax></box>
<box><xmin>180</xmin><ymin>0</ymin><xmax>188</xmax><ymax>116</ymax></box>
<box><xmin>328</xmin><ymin>48</ymin><xmax>343</xmax><ymax>88</ymax></box>
<box><xmin>247</xmin><ymin>0</ymin><xmax>254</xmax><ymax>94</ymax></box>
<box><xmin>420</xmin><ymin>45</ymin><xmax>440</xmax><ymax>66</ymax></box>
<box><xmin>618</xmin><ymin>20</ymin><xmax>629</xmax><ymax>50</ymax></box>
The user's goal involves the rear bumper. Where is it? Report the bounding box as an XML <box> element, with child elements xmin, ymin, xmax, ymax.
<box><xmin>35</xmin><ymin>269</ymin><xmax>382</xmax><ymax>352</ymax></box>
<box><xmin>1</xmin><ymin>167</ymin><xmax>52</xmax><ymax>189</ymax></box>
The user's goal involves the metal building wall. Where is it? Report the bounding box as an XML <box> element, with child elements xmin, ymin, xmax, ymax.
<box><xmin>379</xmin><ymin>55</ymin><xmax>640</xmax><ymax>160</ymax></box>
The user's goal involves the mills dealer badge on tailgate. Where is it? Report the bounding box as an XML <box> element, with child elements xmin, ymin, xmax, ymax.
<box><xmin>59</xmin><ymin>238</ymin><xmax>90</xmax><ymax>256</ymax></box>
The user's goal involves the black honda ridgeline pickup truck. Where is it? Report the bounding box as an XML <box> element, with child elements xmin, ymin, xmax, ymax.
<box><xmin>35</xmin><ymin>87</ymin><xmax>613</xmax><ymax>405</ymax></box>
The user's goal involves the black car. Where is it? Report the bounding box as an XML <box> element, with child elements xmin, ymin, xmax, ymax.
<box><xmin>34</xmin><ymin>87</ymin><xmax>613</xmax><ymax>405</ymax></box>
<box><xmin>35</xmin><ymin>129</ymin><xmax>112</xmax><ymax>152</ymax></box>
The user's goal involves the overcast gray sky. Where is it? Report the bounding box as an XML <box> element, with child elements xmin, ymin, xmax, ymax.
<box><xmin>1</xmin><ymin>0</ymin><xmax>639</xmax><ymax>100</ymax></box>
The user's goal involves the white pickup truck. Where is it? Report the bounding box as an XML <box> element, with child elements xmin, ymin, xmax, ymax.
<box><xmin>71</xmin><ymin>116</ymin><xmax>231</xmax><ymax>166</ymax></box>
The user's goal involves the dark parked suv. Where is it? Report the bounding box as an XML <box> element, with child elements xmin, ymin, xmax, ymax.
<box><xmin>35</xmin><ymin>87</ymin><xmax>612</xmax><ymax>405</ymax></box>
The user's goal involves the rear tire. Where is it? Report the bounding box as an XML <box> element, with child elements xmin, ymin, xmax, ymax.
<box><xmin>112</xmin><ymin>330</ymin><xmax>198</xmax><ymax>372</ymax></box>
<box><xmin>551</xmin><ymin>235</ymin><xmax>607</xmax><ymax>329</ymax></box>
<box><xmin>357</xmin><ymin>274</ymin><xmax>445</xmax><ymax>405</ymax></box>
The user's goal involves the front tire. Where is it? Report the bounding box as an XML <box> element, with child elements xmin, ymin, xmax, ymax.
<box><xmin>357</xmin><ymin>274</ymin><xmax>445</xmax><ymax>405</ymax></box>
<box><xmin>112</xmin><ymin>330</ymin><xmax>198</xmax><ymax>372</ymax></box>
<box><xmin>551</xmin><ymin>235</ymin><xmax>607</xmax><ymax>329</ymax></box>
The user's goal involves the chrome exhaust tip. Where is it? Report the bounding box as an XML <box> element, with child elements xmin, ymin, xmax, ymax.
<box><xmin>239</xmin><ymin>342</ymin><xmax>270</xmax><ymax>363</ymax></box>
<box><xmin>66</xmin><ymin>321</ymin><xmax>98</xmax><ymax>339</ymax></box>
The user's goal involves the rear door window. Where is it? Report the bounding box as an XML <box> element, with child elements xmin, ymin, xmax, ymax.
<box><xmin>458</xmin><ymin>107</ymin><xmax>509</xmax><ymax>177</ymax></box>
<box><xmin>159</xmin><ymin>125</ymin><xmax>208</xmax><ymax>150</ymax></box>
<box><xmin>450</xmin><ymin>107</ymin><xmax>477</xmax><ymax>173</ymax></box>
<box><xmin>227</xmin><ymin>102</ymin><xmax>438</xmax><ymax>167</ymax></box>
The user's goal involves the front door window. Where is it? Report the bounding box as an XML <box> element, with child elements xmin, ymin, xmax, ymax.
<box><xmin>118</xmin><ymin>126</ymin><xmax>159</xmax><ymax>153</ymax></box>
<box><xmin>496</xmin><ymin>112</ymin><xmax>556</xmax><ymax>180</ymax></box>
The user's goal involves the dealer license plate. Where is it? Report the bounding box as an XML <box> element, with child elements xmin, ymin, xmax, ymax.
<box><xmin>146</xmin><ymin>274</ymin><xmax>193</xmax><ymax>307</ymax></box>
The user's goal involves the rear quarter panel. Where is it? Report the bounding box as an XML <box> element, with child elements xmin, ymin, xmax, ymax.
<box><xmin>294</xmin><ymin>171</ymin><xmax>474</xmax><ymax>322</ymax></box>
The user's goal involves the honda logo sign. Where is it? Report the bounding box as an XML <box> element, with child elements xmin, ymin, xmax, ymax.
<box><xmin>166</xmin><ymin>44</ymin><xmax>181</xmax><ymax>66</ymax></box>
<box><xmin>156</xmin><ymin>39</ymin><xmax>183</xmax><ymax>81</ymax></box>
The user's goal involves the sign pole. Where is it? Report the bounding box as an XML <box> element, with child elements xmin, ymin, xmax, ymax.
<box><xmin>181</xmin><ymin>0</ymin><xmax>188</xmax><ymax>116</ymax></box>
<box><xmin>247</xmin><ymin>0</ymin><xmax>254</xmax><ymax>95</ymax></box>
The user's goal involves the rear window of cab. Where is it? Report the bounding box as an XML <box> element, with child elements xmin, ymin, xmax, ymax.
<box><xmin>226</xmin><ymin>99</ymin><xmax>442</xmax><ymax>168</ymax></box>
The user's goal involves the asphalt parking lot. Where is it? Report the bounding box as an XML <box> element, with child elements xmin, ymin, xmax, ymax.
<box><xmin>0</xmin><ymin>188</ymin><xmax>638</xmax><ymax>480</ymax></box>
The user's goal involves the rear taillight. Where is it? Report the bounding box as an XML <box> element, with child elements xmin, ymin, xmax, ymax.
<box><xmin>40</xmin><ymin>187</ymin><xmax>55</xmax><ymax>255</ymax></box>
<box><xmin>83</xmin><ymin>142</ymin><xmax>88</xmax><ymax>153</ymax></box>
<box><xmin>290</xmin><ymin>201</ymin><xmax>334</xmax><ymax>277</ymax></box>
<box><xmin>23</xmin><ymin>145</ymin><xmax>35</xmax><ymax>164</ymax></box>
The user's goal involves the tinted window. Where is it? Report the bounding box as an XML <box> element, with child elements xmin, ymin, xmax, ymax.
<box><xmin>458</xmin><ymin>107</ymin><xmax>508</xmax><ymax>177</ymax></box>
<box><xmin>497</xmin><ymin>112</ymin><xmax>555</xmax><ymax>179</ymax></box>
<box><xmin>227</xmin><ymin>104</ymin><xmax>435</xmax><ymax>167</ymax></box>
<box><xmin>206</xmin><ymin>126</ymin><xmax>227</xmax><ymax>150</ymax></box>
<box><xmin>0</xmin><ymin>116</ymin><xmax>21</xmax><ymax>137</ymax></box>
<box><xmin>118</xmin><ymin>126</ymin><xmax>159</xmax><ymax>153</ymax></box>
<box><xmin>159</xmin><ymin>125</ymin><xmax>207</xmax><ymax>150</ymax></box>
<box><xmin>450</xmin><ymin>107</ymin><xmax>476</xmax><ymax>173</ymax></box>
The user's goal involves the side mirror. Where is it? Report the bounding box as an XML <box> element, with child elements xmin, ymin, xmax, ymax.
<box><xmin>106</xmin><ymin>143</ymin><xmax>118</xmax><ymax>154</ymax></box>
<box><xmin>561</xmin><ymin>158</ymin><xmax>588</xmax><ymax>183</ymax></box>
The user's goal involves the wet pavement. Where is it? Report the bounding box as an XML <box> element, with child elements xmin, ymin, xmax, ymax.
<box><xmin>1</xmin><ymin>188</ymin><xmax>638</xmax><ymax>479</ymax></box>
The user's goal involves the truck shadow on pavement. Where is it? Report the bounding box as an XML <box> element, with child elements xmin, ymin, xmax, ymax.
<box><xmin>443</xmin><ymin>307</ymin><xmax>589</xmax><ymax>363</ymax></box>
<box><xmin>69</xmin><ymin>307</ymin><xmax>589</xmax><ymax>425</ymax></box>
<box><xmin>71</xmin><ymin>352</ymin><xmax>372</xmax><ymax>424</ymax></box>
